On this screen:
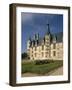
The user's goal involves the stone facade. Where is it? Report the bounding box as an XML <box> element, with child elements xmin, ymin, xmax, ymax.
<box><xmin>27</xmin><ymin>24</ymin><xmax>63</xmax><ymax>60</ymax></box>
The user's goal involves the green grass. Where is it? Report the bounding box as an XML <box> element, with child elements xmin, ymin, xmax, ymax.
<box><xmin>21</xmin><ymin>60</ymin><xmax>63</xmax><ymax>75</ymax></box>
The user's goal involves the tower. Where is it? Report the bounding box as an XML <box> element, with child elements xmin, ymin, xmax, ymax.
<box><xmin>34</xmin><ymin>33</ymin><xmax>39</xmax><ymax>46</ymax></box>
<box><xmin>27</xmin><ymin>37</ymin><xmax>31</xmax><ymax>50</ymax></box>
<box><xmin>45</xmin><ymin>24</ymin><xmax>51</xmax><ymax>58</ymax></box>
<box><xmin>45</xmin><ymin>24</ymin><xmax>51</xmax><ymax>42</ymax></box>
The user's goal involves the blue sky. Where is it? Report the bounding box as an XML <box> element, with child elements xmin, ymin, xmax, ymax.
<box><xmin>21</xmin><ymin>12</ymin><xmax>63</xmax><ymax>53</ymax></box>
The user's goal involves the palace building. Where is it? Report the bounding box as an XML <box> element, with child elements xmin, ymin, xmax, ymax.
<box><xmin>27</xmin><ymin>24</ymin><xmax>63</xmax><ymax>60</ymax></box>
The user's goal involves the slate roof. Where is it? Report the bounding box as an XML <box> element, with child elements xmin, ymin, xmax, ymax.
<box><xmin>30</xmin><ymin>32</ymin><xmax>63</xmax><ymax>46</ymax></box>
<box><xmin>51</xmin><ymin>32</ymin><xmax>63</xmax><ymax>43</ymax></box>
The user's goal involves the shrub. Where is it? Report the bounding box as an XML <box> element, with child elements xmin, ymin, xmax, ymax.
<box><xmin>35</xmin><ymin>60</ymin><xmax>53</xmax><ymax>65</ymax></box>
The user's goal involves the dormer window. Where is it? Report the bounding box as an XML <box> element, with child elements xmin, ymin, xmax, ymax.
<box><xmin>53</xmin><ymin>35</ymin><xmax>56</xmax><ymax>43</ymax></box>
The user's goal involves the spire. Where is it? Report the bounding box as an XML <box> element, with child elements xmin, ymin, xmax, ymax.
<box><xmin>46</xmin><ymin>24</ymin><xmax>50</xmax><ymax>34</ymax></box>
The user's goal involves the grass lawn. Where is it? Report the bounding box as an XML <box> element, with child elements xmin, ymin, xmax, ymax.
<box><xmin>21</xmin><ymin>60</ymin><xmax>63</xmax><ymax>75</ymax></box>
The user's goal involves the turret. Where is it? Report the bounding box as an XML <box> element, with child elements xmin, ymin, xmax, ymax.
<box><xmin>34</xmin><ymin>34</ymin><xmax>37</xmax><ymax>40</ymax></box>
<box><xmin>27</xmin><ymin>37</ymin><xmax>31</xmax><ymax>49</ymax></box>
<box><xmin>36</xmin><ymin>33</ymin><xmax>39</xmax><ymax>40</ymax></box>
<box><xmin>34</xmin><ymin>33</ymin><xmax>39</xmax><ymax>46</ymax></box>
<box><xmin>34</xmin><ymin>33</ymin><xmax>39</xmax><ymax>40</ymax></box>
<box><xmin>45</xmin><ymin>24</ymin><xmax>51</xmax><ymax>45</ymax></box>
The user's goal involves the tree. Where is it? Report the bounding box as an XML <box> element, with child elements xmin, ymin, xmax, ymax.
<box><xmin>22</xmin><ymin>52</ymin><xmax>29</xmax><ymax>59</ymax></box>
